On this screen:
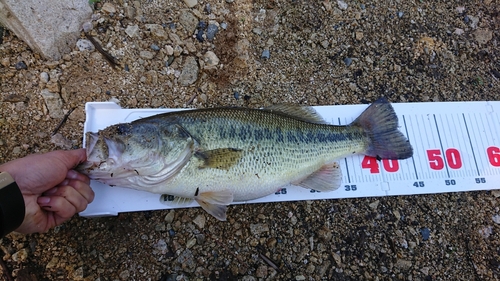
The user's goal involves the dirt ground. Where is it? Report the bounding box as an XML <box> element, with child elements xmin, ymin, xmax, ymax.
<box><xmin>1</xmin><ymin>0</ymin><xmax>500</xmax><ymax>280</ymax></box>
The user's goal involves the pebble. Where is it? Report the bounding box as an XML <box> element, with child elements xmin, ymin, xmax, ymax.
<box><xmin>220</xmin><ymin>22</ymin><xmax>228</xmax><ymax>29</ymax></box>
<box><xmin>261</xmin><ymin>49</ymin><xmax>270</xmax><ymax>59</ymax></box>
<box><xmin>178</xmin><ymin>56</ymin><xmax>199</xmax><ymax>86</ymax></box>
<box><xmin>193</xmin><ymin>214</ymin><xmax>206</xmax><ymax>229</ymax></box>
<box><xmin>250</xmin><ymin>223</ymin><xmax>269</xmax><ymax>235</ymax></box>
<box><xmin>467</xmin><ymin>15</ymin><xmax>479</xmax><ymax>28</ymax></box>
<box><xmin>206</xmin><ymin>24</ymin><xmax>219</xmax><ymax>41</ymax></box>
<box><xmin>51</xmin><ymin>133</ymin><xmax>73</xmax><ymax>149</ymax></box>
<box><xmin>256</xmin><ymin>265</ymin><xmax>268</xmax><ymax>278</ymax></box>
<box><xmin>76</xmin><ymin>39</ymin><xmax>95</xmax><ymax>51</ymax></box>
<box><xmin>15</xmin><ymin>61</ymin><xmax>27</xmax><ymax>70</ymax></box>
<box><xmin>101</xmin><ymin>2</ymin><xmax>117</xmax><ymax>14</ymax></box>
<box><xmin>178</xmin><ymin>10</ymin><xmax>198</xmax><ymax>34</ymax></box>
<box><xmin>40</xmin><ymin>89</ymin><xmax>64</xmax><ymax>118</ymax></box>
<box><xmin>203</xmin><ymin>51</ymin><xmax>219</xmax><ymax>68</ymax></box>
<box><xmin>186</xmin><ymin>237</ymin><xmax>197</xmax><ymax>248</ymax></box>
<box><xmin>119</xmin><ymin>270</ymin><xmax>130</xmax><ymax>280</ymax></box>
<box><xmin>479</xmin><ymin>226</ymin><xmax>493</xmax><ymax>239</ymax></box>
<box><xmin>474</xmin><ymin>29</ymin><xmax>493</xmax><ymax>45</ymax></box>
<box><xmin>139</xmin><ymin>50</ymin><xmax>155</xmax><ymax>60</ymax></box>
<box><xmin>337</xmin><ymin>0</ymin><xmax>348</xmax><ymax>10</ymax></box>
<box><xmin>369</xmin><ymin>200</ymin><xmax>380</xmax><ymax>210</ymax></box>
<box><xmin>420</xmin><ymin>227</ymin><xmax>431</xmax><ymax>240</ymax></box>
<box><xmin>343</xmin><ymin>57</ymin><xmax>353</xmax><ymax>66</ymax></box>
<box><xmin>177</xmin><ymin>249</ymin><xmax>196</xmax><ymax>271</ymax></box>
<box><xmin>492</xmin><ymin>190</ymin><xmax>500</xmax><ymax>197</ymax></box>
<box><xmin>46</xmin><ymin>257</ymin><xmax>59</xmax><ymax>269</ymax></box>
<box><xmin>125</xmin><ymin>25</ymin><xmax>140</xmax><ymax>38</ymax></box>
<box><xmin>1</xmin><ymin>57</ymin><xmax>9</xmax><ymax>67</ymax></box>
<box><xmin>492</xmin><ymin>214</ymin><xmax>500</xmax><ymax>224</ymax></box>
<box><xmin>397</xmin><ymin>11</ymin><xmax>404</xmax><ymax>18</ymax></box>
<box><xmin>12</xmin><ymin>249</ymin><xmax>28</xmax><ymax>262</ymax></box>
<box><xmin>395</xmin><ymin>259</ymin><xmax>412</xmax><ymax>270</ymax></box>
<box><xmin>165</xmin><ymin>45</ymin><xmax>174</xmax><ymax>56</ymax></box>
<box><xmin>150</xmin><ymin>44</ymin><xmax>160</xmax><ymax>51</ymax></box>
<box><xmin>183</xmin><ymin>0</ymin><xmax>197</xmax><ymax>8</ymax></box>
<box><xmin>145</xmin><ymin>24</ymin><xmax>168</xmax><ymax>39</ymax></box>
<box><xmin>295</xmin><ymin>275</ymin><xmax>306</xmax><ymax>281</ymax></box>
<box><xmin>40</xmin><ymin>72</ymin><xmax>49</xmax><ymax>83</ymax></box>
<box><xmin>82</xmin><ymin>21</ymin><xmax>93</xmax><ymax>32</ymax></box>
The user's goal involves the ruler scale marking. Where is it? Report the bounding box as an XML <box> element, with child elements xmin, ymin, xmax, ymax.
<box><xmin>402</xmin><ymin>115</ymin><xmax>420</xmax><ymax>180</ymax></box>
<box><xmin>462</xmin><ymin>113</ymin><xmax>481</xmax><ymax>177</ymax></box>
<box><xmin>433</xmin><ymin>114</ymin><xmax>451</xmax><ymax>178</ymax></box>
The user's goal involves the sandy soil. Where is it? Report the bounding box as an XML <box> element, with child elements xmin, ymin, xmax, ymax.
<box><xmin>1</xmin><ymin>0</ymin><xmax>499</xmax><ymax>280</ymax></box>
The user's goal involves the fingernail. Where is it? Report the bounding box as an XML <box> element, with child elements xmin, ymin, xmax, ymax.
<box><xmin>38</xmin><ymin>197</ymin><xmax>51</xmax><ymax>204</ymax></box>
<box><xmin>44</xmin><ymin>187</ymin><xmax>58</xmax><ymax>195</ymax></box>
<box><xmin>60</xmin><ymin>179</ymin><xmax>69</xmax><ymax>186</ymax></box>
<box><xmin>67</xmin><ymin>170</ymin><xmax>78</xmax><ymax>179</ymax></box>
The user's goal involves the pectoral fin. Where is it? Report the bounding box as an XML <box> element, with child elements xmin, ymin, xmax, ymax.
<box><xmin>196</xmin><ymin>148</ymin><xmax>243</xmax><ymax>170</ymax></box>
<box><xmin>195</xmin><ymin>190</ymin><xmax>234</xmax><ymax>221</ymax></box>
<box><xmin>293</xmin><ymin>162</ymin><xmax>342</xmax><ymax>192</ymax></box>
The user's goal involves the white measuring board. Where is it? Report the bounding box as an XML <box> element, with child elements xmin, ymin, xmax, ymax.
<box><xmin>79</xmin><ymin>101</ymin><xmax>500</xmax><ymax>217</ymax></box>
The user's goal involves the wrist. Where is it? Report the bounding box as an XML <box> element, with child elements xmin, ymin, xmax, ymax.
<box><xmin>0</xmin><ymin>171</ymin><xmax>26</xmax><ymax>237</ymax></box>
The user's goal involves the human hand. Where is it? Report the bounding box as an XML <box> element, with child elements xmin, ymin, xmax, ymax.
<box><xmin>0</xmin><ymin>149</ymin><xmax>94</xmax><ymax>234</ymax></box>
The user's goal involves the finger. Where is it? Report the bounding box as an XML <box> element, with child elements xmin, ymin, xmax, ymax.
<box><xmin>37</xmin><ymin>196</ymin><xmax>77</xmax><ymax>220</ymax></box>
<box><xmin>43</xmin><ymin>184</ymin><xmax>91</xmax><ymax>213</ymax></box>
<box><xmin>49</xmin><ymin>149</ymin><xmax>88</xmax><ymax>170</ymax></box>
<box><xmin>60</xmin><ymin>178</ymin><xmax>95</xmax><ymax>203</ymax></box>
<box><xmin>66</xmin><ymin>170</ymin><xmax>90</xmax><ymax>184</ymax></box>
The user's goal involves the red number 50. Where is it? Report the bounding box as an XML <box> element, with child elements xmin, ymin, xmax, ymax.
<box><xmin>427</xmin><ymin>148</ymin><xmax>462</xmax><ymax>170</ymax></box>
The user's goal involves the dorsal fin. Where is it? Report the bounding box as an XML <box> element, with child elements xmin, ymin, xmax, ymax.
<box><xmin>263</xmin><ymin>104</ymin><xmax>326</xmax><ymax>124</ymax></box>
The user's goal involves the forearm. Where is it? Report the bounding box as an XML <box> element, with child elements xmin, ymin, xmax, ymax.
<box><xmin>0</xmin><ymin>171</ymin><xmax>26</xmax><ymax>237</ymax></box>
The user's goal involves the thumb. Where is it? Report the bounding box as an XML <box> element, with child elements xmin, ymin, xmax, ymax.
<box><xmin>52</xmin><ymin>149</ymin><xmax>88</xmax><ymax>169</ymax></box>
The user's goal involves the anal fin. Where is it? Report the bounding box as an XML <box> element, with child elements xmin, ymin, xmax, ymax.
<box><xmin>293</xmin><ymin>162</ymin><xmax>342</xmax><ymax>192</ymax></box>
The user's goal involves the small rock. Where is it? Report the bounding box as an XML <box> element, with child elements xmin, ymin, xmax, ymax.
<box><xmin>295</xmin><ymin>275</ymin><xmax>306</xmax><ymax>281</ymax></box>
<box><xmin>125</xmin><ymin>6</ymin><xmax>136</xmax><ymax>19</ymax></box>
<box><xmin>151</xmin><ymin>44</ymin><xmax>160</xmax><ymax>51</ymax></box>
<box><xmin>76</xmin><ymin>39</ymin><xmax>95</xmax><ymax>52</ymax></box>
<box><xmin>454</xmin><ymin>28</ymin><xmax>465</xmax><ymax>35</ymax></box>
<box><xmin>12</xmin><ymin>146</ymin><xmax>22</xmax><ymax>155</ymax></box>
<box><xmin>165</xmin><ymin>210</ymin><xmax>175</xmax><ymax>223</ymax></box>
<box><xmin>467</xmin><ymin>15</ymin><xmax>479</xmax><ymax>28</ymax></box>
<box><xmin>15</xmin><ymin>61</ymin><xmax>27</xmax><ymax>70</ymax></box>
<box><xmin>139</xmin><ymin>50</ymin><xmax>155</xmax><ymax>60</ymax></box>
<box><xmin>256</xmin><ymin>265</ymin><xmax>268</xmax><ymax>278</ymax></box>
<box><xmin>479</xmin><ymin>226</ymin><xmax>493</xmax><ymax>239</ymax></box>
<box><xmin>250</xmin><ymin>223</ymin><xmax>269</xmax><ymax>235</ymax></box>
<box><xmin>317</xmin><ymin>226</ymin><xmax>332</xmax><ymax>242</ymax></box>
<box><xmin>206</xmin><ymin>24</ymin><xmax>219</xmax><ymax>41</ymax></box>
<box><xmin>474</xmin><ymin>29</ymin><xmax>493</xmax><ymax>45</ymax></box>
<box><xmin>51</xmin><ymin>133</ymin><xmax>73</xmax><ymax>149</ymax></box>
<box><xmin>491</xmin><ymin>70</ymin><xmax>500</xmax><ymax>79</ymax></box>
<box><xmin>492</xmin><ymin>214</ymin><xmax>500</xmax><ymax>224</ymax></box>
<box><xmin>183</xmin><ymin>0</ymin><xmax>197</xmax><ymax>8</ymax></box>
<box><xmin>12</xmin><ymin>249</ymin><xmax>28</xmax><ymax>262</ymax></box>
<box><xmin>177</xmin><ymin>249</ymin><xmax>196</xmax><ymax>271</ymax></box>
<box><xmin>220</xmin><ymin>22</ymin><xmax>228</xmax><ymax>29</ymax></box>
<box><xmin>166</xmin><ymin>45</ymin><xmax>174</xmax><ymax>56</ymax></box>
<box><xmin>397</xmin><ymin>11</ymin><xmax>404</xmax><ymax>18</ymax></box>
<box><xmin>261</xmin><ymin>49</ymin><xmax>270</xmax><ymax>59</ymax></box>
<box><xmin>40</xmin><ymin>72</ymin><xmax>49</xmax><ymax>83</ymax></box>
<box><xmin>101</xmin><ymin>2</ymin><xmax>116</xmax><ymax>14</ymax></box>
<box><xmin>195</xmin><ymin>234</ymin><xmax>205</xmax><ymax>244</ymax></box>
<box><xmin>337</xmin><ymin>0</ymin><xmax>348</xmax><ymax>10</ymax></box>
<box><xmin>73</xmin><ymin>267</ymin><xmax>84</xmax><ymax>280</ymax></box>
<box><xmin>179</xmin><ymin>10</ymin><xmax>198</xmax><ymax>34</ymax></box>
<box><xmin>420</xmin><ymin>228</ymin><xmax>431</xmax><ymax>241</ymax></box>
<box><xmin>186</xmin><ymin>237</ymin><xmax>197</xmax><ymax>248</ymax></box>
<box><xmin>343</xmin><ymin>57</ymin><xmax>353</xmax><ymax>66</ymax></box>
<box><xmin>125</xmin><ymin>25</ymin><xmax>140</xmax><ymax>38</ymax></box>
<box><xmin>145</xmin><ymin>24</ymin><xmax>168</xmax><ymax>39</ymax></box>
<box><xmin>40</xmin><ymin>89</ymin><xmax>64</xmax><ymax>118</ymax></box>
<box><xmin>355</xmin><ymin>31</ymin><xmax>364</xmax><ymax>40</ymax></box>
<box><xmin>154</xmin><ymin>239</ymin><xmax>168</xmax><ymax>254</ymax></box>
<box><xmin>369</xmin><ymin>200</ymin><xmax>379</xmax><ymax>210</ymax></box>
<box><xmin>332</xmin><ymin>252</ymin><xmax>342</xmax><ymax>265</ymax></box>
<box><xmin>320</xmin><ymin>40</ymin><xmax>329</xmax><ymax>48</ymax></box>
<box><xmin>82</xmin><ymin>21</ymin><xmax>93</xmax><ymax>32</ymax></box>
<box><xmin>193</xmin><ymin>214</ymin><xmax>206</xmax><ymax>228</ymax></box>
<box><xmin>1</xmin><ymin>57</ymin><xmax>9</xmax><ymax>67</ymax></box>
<box><xmin>46</xmin><ymin>257</ymin><xmax>59</xmax><ymax>269</ymax></box>
<box><xmin>178</xmin><ymin>56</ymin><xmax>199</xmax><ymax>86</ymax></box>
<box><xmin>395</xmin><ymin>259</ymin><xmax>412</xmax><ymax>270</ymax></box>
<box><xmin>119</xmin><ymin>270</ymin><xmax>130</xmax><ymax>280</ymax></box>
<box><xmin>492</xmin><ymin>190</ymin><xmax>500</xmax><ymax>197</ymax></box>
<box><xmin>203</xmin><ymin>51</ymin><xmax>219</xmax><ymax>68</ymax></box>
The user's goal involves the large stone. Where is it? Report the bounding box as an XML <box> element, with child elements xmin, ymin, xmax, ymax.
<box><xmin>0</xmin><ymin>0</ymin><xmax>92</xmax><ymax>60</ymax></box>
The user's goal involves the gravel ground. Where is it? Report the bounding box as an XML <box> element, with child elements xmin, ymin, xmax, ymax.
<box><xmin>1</xmin><ymin>0</ymin><xmax>500</xmax><ymax>280</ymax></box>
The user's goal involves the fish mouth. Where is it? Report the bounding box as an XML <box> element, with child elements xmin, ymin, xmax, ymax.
<box><xmin>76</xmin><ymin>132</ymin><xmax>101</xmax><ymax>173</ymax></box>
<box><xmin>85</xmin><ymin>132</ymin><xmax>99</xmax><ymax>157</ymax></box>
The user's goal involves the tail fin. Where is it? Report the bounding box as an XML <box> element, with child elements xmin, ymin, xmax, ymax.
<box><xmin>351</xmin><ymin>98</ymin><xmax>413</xmax><ymax>160</ymax></box>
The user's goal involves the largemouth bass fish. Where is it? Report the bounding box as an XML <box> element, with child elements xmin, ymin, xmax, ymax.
<box><xmin>77</xmin><ymin>98</ymin><xmax>413</xmax><ymax>220</ymax></box>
